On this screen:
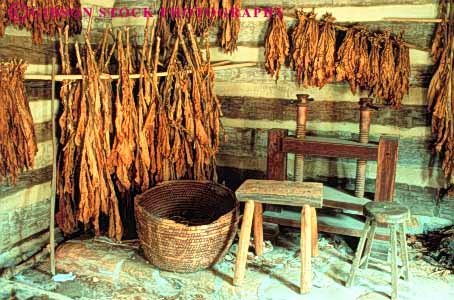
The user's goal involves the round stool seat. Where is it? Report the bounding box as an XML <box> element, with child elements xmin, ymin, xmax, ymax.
<box><xmin>365</xmin><ymin>202</ymin><xmax>409</xmax><ymax>224</ymax></box>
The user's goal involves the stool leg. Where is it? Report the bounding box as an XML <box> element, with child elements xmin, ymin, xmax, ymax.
<box><xmin>253</xmin><ymin>203</ymin><xmax>264</xmax><ymax>256</ymax></box>
<box><xmin>361</xmin><ymin>221</ymin><xmax>377</xmax><ymax>270</ymax></box>
<box><xmin>311</xmin><ymin>207</ymin><xmax>319</xmax><ymax>257</ymax></box>
<box><xmin>390</xmin><ymin>224</ymin><xmax>399</xmax><ymax>300</ymax></box>
<box><xmin>346</xmin><ymin>218</ymin><xmax>371</xmax><ymax>287</ymax></box>
<box><xmin>234</xmin><ymin>200</ymin><xmax>255</xmax><ymax>285</ymax></box>
<box><xmin>399</xmin><ymin>223</ymin><xmax>410</xmax><ymax>281</ymax></box>
<box><xmin>300</xmin><ymin>205</ymin><xmax>312</xmax><ymax>294</ymax></box>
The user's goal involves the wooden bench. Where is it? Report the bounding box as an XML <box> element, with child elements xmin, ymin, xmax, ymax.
<box><xmin>234</xmin><ymin>179</ymin><xmax>323</xmax><ymax>294</ymax></box>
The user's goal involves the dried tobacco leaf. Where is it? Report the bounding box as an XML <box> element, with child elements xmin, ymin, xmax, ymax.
<box><xmin>264</xmin><ymin>13</ymin><xmax>289</xmax><ymax>81</ymax></box>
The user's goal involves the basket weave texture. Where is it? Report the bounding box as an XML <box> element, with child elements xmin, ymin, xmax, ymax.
<box><xmin>135</xmin><ymin>180</ymin><xmax>239</xmax><ymax>273</ymax></box>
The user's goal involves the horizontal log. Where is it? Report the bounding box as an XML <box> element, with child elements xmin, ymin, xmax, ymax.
<box><xmin>0</xmin><ymin>36</ymin><xmax>57</xmax><ymax>65</ymax></box>
<box><xmin>220</xmin><ymin>96</ymin><xmax>431</xmax><ymax>128</ymax></box>
<box><xmin>215</xmin><ymin>63</ymin><xmax>433</xmax><ymax>87</ymax></box>
<box><xmin>0</xmin><ymin>193</ymin><xmax>51</xmax><ymax>251</ymax></box>
<box><xmin>0</xmin><ymin>166</ymin><xmax>52</xmax><ymax>199</ymax></box>
<box><xmin>216</xmin><ymin>81</ymin><xmax>429</xmax><ymax>106</ymax></box>
<box><xmin>282</xmin><ymin>136</ymin><xmax>379</xmax><ymax>160</ymax></box>
<box><xmin>0</xmin><ymin>229</ymin><xmax>62</xmax><ymax>269</ymax></box>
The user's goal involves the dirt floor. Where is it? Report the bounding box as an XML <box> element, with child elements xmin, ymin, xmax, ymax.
<box><xmin>1</xmin><ymin>228</ymin><xmax>454</xmax><ymax>300</ymax></box>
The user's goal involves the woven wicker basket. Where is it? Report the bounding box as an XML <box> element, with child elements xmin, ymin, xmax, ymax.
<box><xmin>134</xmin><ymin>180</ymin><xmax>239</xmax><ymax>273</ymax></box>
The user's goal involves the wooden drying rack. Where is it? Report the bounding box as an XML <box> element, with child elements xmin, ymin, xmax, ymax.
<box><xmin>20</xmin><ymin>59</ymin><xmax>256</xmax><ymax>278</ymax></box>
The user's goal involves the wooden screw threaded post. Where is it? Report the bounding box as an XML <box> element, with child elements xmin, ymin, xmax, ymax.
<box><xmin>294</xmin><ymin>94</ymin><xmax>310</xmax><ymax>181</ymax></box>
<box><xmin>293</xmin><ymin>94</ymin><xmax>318</xmax><ymax>257</ymax></box>
<box><xmin>354</xmin><ymin>98</ymin><xmax>374</xmax><ymax>198</ymax></box>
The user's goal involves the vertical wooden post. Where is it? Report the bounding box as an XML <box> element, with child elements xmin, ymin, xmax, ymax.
<box><xmin>267</xmin><ymin>129</ymin><xmax>287</xmax><ymax>181</ymax></box>
<box><xmin>266</xmin><ymin>129</ymin><xmax>287</xmax><ymax>214</ymax></box>
<box><xmin>50</xmin><ymin>57</ymin><xmax>57</xmax><ymax>276</ymax></box>
<box><xmin>300</xmin><ymin>205</ymin><xmax>312</xmax><ymax>294</ymax></box>
<box><xmin>234</xmin><ymin>200</ymin><xmax>255</xmax><ymax>285</ymax></box>
<box><xmin>374</xmin><ymin>136</ymin><xmax>399</xmax><ymax>202</ymax></box>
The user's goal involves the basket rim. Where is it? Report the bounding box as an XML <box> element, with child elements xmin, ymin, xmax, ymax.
<box><xmin>134</xmin><ymin>180</ymin><xmax>239</xmax><ymax>229</ymax></box>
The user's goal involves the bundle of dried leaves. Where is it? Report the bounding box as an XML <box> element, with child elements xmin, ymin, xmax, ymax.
<box><xmin>0</xmin><ymin>59</ymin><xmax>37</xmax><ymax>184</ymax></box>
<box><xmin>290</xmin><ymin>9</ymin><xmax>319</xmax><ymax>87</ymax></box>
<box><xmin>428</xmin><ymin>0</ymin><xmax>454</xmax><ymax>184</ymax></box>
<box><xmin>0</xmin><ymin>0</ymin><xmax>82</xmax><ymax>44</ymax></box>
<box><xmin>220</xmin><ymin>0</ymin><xmax>241</xmax><ymax>53</ymax></box>
<box><xmin>57</xmin><ymin>20</ymin><xmax>222</xmax><ymax>240</ymax></box>
<box><xmin>264</xmin><ymin>13</ymin><xmax>289</xmax><ymax>81</ymax></box>
<box><xmin>313</xmin><ymin>13</ymin><xmax>336</xmax><ymax>88</ymax></box>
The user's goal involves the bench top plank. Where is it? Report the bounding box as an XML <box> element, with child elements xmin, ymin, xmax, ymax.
<box><xmin>235</xmin><ymin>180</ymin><xmax>323</xmax><ymax>208</ymax></box>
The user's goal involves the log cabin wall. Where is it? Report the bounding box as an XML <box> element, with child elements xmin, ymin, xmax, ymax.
<box><xmin>0</xmin><ymin>0</ymin><xmax>114</xmax><ymax>270</ymax></box>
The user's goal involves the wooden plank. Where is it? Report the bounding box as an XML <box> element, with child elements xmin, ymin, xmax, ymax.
<box><xmin>263</xmin><ymin>210</ymin><xmax>390</xmax><ymax>240</ymax></box>
<box><xmin>220</xmin><ymin>97</ymin><xmax>431</xmax><ymax>128</ymax></box>
<box><xmin>375</xmin><ymin>136</ymin><xmax>400</xmax><ymax>202</ymax></box>
<box><xmin>0</xmin><ymin>166</ymin><xmax>52</xmax><ymax>200</ymax></box>
<box><xmin>236</xmin><ymin>180</ymin><xmax>323</xmax><ymax>207</ymax></box>
<box><xmin>282</xmin><ymin>136</ymin><xmax>379</xmax><ymax>160</ymax></box>
<box><xmin>323</xmin><ymin>186</ymin><xmax>370</xmax><ymax>213</ymax></box>
<box><xmin>267</xmin><ymin>129</ymin><xmax>287</xmax><ymax>180</ymax></box>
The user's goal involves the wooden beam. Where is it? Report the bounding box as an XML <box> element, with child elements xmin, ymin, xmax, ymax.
<box><xmin>282</xmin><ymin>136</ymin><xmax>379</xmax><ymax>160</ymax></box>
<box><xmin>0</xmin><ymin>166</ymin><xmax>52</xmax><ymax>199</ymax></box>
<box><xmin>266</xmin><ymin>129</ymin><xmax>287</xmax><ymax>180</ymax></box>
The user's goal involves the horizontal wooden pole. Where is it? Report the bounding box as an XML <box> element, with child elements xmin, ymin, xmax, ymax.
<box><xmin>23</xmin><ymin>62</ymin><xmax>257</xmax><ymax>81</ymax></box>
<box><xmin>282</xmin><ymin>136</ymin><xmax>379</xmax><ymax>161</ymax></box>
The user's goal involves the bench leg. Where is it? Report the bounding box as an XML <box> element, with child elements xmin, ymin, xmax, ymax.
<box><xmin>300</xmin><ymin>205</ymin><xmax>312</xmax><ymax>294</ymax></box>
<box><xmin>399</xmin><ymin>223</ymin><xmax>410</xmax><ymax>281</ymax></box>
<box><xmin>361</xmin><ymin>221</ymin><xmax>377</xmax><ymax>270</ymax></box>
<box><xmin>390</xmin><ymin>224</ymin><xmax>399</xmax><ymax>300</ymax></box>
<box><xmin>346</xmin><ymin>218</ymin><xmax>371</xmax><ymax>287</ymax></box>
<box><xmin>234</xmin><ymin>200</ymin><xmax>255</xmax><ymax>286</ymax></box>
<box><xmin>311</xmin><ymin>207</ymin><xmax>318</xmax><ymax>257</ymax></box>
<box><xmin>253</xmin><ymin>203</ymin><xmax>264</xmax><ymax>256</ymax></box>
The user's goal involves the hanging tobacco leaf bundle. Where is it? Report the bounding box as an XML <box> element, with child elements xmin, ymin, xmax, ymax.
<box><xmin>56</xmin><ymin>25</ymin><xmax>123</xmax><ymax>240</ymax></box>
<box><xmin>57</xmin><ymin>19</ymin><xmax>222</xmax><ymax>240</ymax></box>
<box><xmin>390</xmin><ymin>33</ymin><xmax>410</xmax><ymax>108</ymax></box>
<box><xmin>0</xmin><ymin>0</ymin><xmax>82</xmax><ymax>44</ymax></box>
<box><xmin>336</xmin><ymin>27</ymin><xmax>359</xmax><ymax>93</ymax></box>
<box><xmin>376</xmin><ymin>31</ymin><xmax>396</xmax><ymax>103</ymax></box>
<box><xmin>291</xmin><ymin>9</ymin><xmax>319</xmax><ymax>87</ymax></box>
<box><xmin>368</xmin><ymin>34</ymin><xmax>382</xmax><ymax>97</ymax></box>
<box><xmin>355</xmin><ymin>28</ymin><xmax>370</xmax><ymax>90</ymax></box>
<box><xmin>220</xmin><ymin>0</ymin><xmax>241</xmax><ymax>53</ymax></box>
<box><xmin>428</xmin><ymin>0</ymin><xmax>454</xmax><ymax>184</ymax></box>
<box><xmin>0</xmin><ymin>59</ymin><xmax>37</xmax><ymax>184</ymax></box>
<box><xmin>432</xmin><ymin>0</ymin><xmax>448</xmax><ymax>64</ymax></box>
<box><xmin>313</xmin><ymin>13</ymin><xmax>336</xmax><ymax>88</ymax></box>
<box><xmin>264</xmin><ymin>13</ymin><xmax>289</xmax><ymax>81</ymax></box>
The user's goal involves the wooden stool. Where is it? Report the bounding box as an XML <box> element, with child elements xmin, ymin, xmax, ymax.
<box><xmin>346</xmin><ymin>202</ymin><xmax>410</xmax><ymax>300</ymax></box>
<box><xmin>234</xmin><ymin>179</ymin><xmax>323</xmax><ymax>294</ymax></box>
